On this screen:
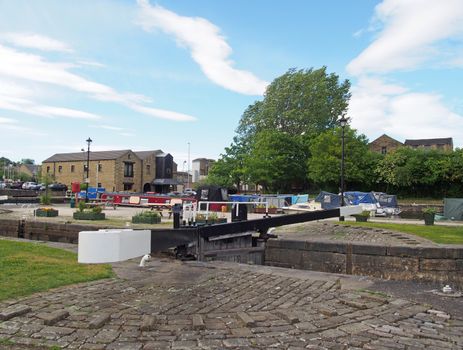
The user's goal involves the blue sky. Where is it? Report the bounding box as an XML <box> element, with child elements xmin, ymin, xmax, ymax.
<box><xmin>1</xmin><ymin>0</ymin><xmax>463</xmax><ymax>169</ymax></box>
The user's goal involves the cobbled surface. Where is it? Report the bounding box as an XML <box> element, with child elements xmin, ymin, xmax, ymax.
<box><xmin>274</xmin><ymin>221</ymin><xmax>437</xmax><ymax>246</ymax></box>
<box><xmin>0</xmin><ymin>258</ymin><xmax>462</xmax><ymax>349</ymax></box>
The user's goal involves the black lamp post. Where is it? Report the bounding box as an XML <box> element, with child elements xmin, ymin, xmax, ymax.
<box><xmin>339</xmin><ymin>115</ymin><xmax>348</xmax><ymax>221</ymax></box>
<box><xmin>85</xmin><ymin>137</ymin><xmax>92</xmax><ymax>202</ymax></box>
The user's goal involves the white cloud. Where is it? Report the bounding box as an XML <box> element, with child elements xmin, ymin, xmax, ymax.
<box><xmin>349</xmin><ymin>77</ymin><xmax>463</xmax><ymax>146</ymax></box>
<box><xmin>0</xmin><ymin>115</ymin><xmax>46</xmax><ymax>136</ymax></box>
<box><xmin>0</xmin><ymin>42</ymin><xmax>196</xmax><ymax>121</ymax></box>
<box><xmin>347</xmin><ymin>0</ymin><xmax>463</xmax><ymax>75</ymax></box>
<box><xmin>136</xmin><ymin>0</ymin><xmax>268</xmax><ymax>95</ymax></box>
<box><xmin>1</xmin><ymin>32</ymin><xmax>73</xmax><ymax>53</ymax></box>
<box><xmin>90</xmin><ymin>124</ymin><xmax>124</xmax><ymax>131</ymax></box>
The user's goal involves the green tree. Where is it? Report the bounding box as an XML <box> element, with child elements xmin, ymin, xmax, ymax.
<box><xmin>237</xmin><ymin>67</ymin><xmax>351</xmax><ymax>142</ymax></box>
<box><xmin>307</xmin><ymin>127</ymin><xmax>378</xmax><ymax>191</ymax></box>
<box><xmin>206</xmin><ymin>137</ymin><xmax>249</xmax><ymax>190</ymax></box>
<box><xmin>245</xmin><ymin>131</ymin><xmax>307</xmax><ymax>193</ymax></box>
<box><xmin>20</xmin><ymin>159</ymin><xmax>35</xmax><ymax>165</ymax></box>
<box><xmin>212</xmin><ymin>67</ymin><xmax>351</xmax><ymax>192</ymax></box>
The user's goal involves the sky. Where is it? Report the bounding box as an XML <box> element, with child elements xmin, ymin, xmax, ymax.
<box><xmin>1</xmin><ymin>0</ymin><xmax>463</xmax><ymax>169</ymax></box>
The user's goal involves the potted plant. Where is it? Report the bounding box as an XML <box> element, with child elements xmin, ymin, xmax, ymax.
<box><xmin>35</xmin><ymin>207</ymin><xmax>58</xmax><ymax>217</ymax></box>
<box><xmin>195</xmin><ymin>212</ymin><xmax>227</xmax><ymax>225</ymax></box>
<box><xmin>352</xmin><ymin>210</ymin><xmax>370</xmax><ymax>222</ymax></box>
<box><xmin>132</xmin><ymin>211</ymin><xmax>161</xmax><ymax>224</ymax></box>
<box><xmin>73</xmin><ymin>202</ymin><xmax>106</xmax><ymax>220</ymax></box>
<box><xmin>254</xmin><ymin>204</ymin><xmax>278</xmax><ymax>214</ymax></box>
<box><xmin>422</xmin><ymin>207</ymin><xmax>437</xmax><ymax>226</ymax></box>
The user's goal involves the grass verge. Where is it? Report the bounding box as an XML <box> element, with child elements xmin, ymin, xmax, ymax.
<box><xmin>342</xmin><ymin>221</ymin><xmax>463</xmax><ymax>244</ymax></box>
<box><xmin>0</xmin><ymin>240</ymin><xmax>113</xmax><ymax>301</ymax></box>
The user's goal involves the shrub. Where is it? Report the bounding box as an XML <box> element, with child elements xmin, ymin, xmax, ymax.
<box><xmin>133</xmin><ymin>210</ymin><xmax>160</xmax><ymax>219</ymax></box>
<box><xmin>92</xmin><ymin>205</ymin><xmax>102</xmax><ymax>214</ymax></box>
<box><xmin>40</xmin><ymin>194</ymin><xmax>51</xmax><ymax>205</ymax></box>
<box><xmin>78</xmin><ymin>200</ymin><xmax>86</xmax><ymax>212</ymax></box>
<box><xmin>422</xmin><ymin>207</ymin><xmax>438</xmax><ymax>215</ymax></box>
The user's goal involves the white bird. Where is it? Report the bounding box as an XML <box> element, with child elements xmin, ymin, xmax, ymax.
<box><xmin>139</xmin><ymin>254</ymin><xmax>151</xmax><ymax>267</ymax></box>
<box><xmin>442</xmin><ymin>285</ymin><xmax>452</xmax><ymax>293</ymax></box>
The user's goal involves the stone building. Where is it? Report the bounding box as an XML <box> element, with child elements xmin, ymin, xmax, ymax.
<box><xmin>41</xmin><ymin>149</ymin><xmax>176</xmax><ymax>193</ymax></box>
<box><xmin>192</xmin><ymin>158</ymin><xmax>215</xmax><ymax>183</ymax></box>
<box><xmin>368</xmin><ymin>134</ymin><xmax>403</xmax><ymax>154</ymax></box>
<box><xmin>404</xmin><ymin>138</ymin><xmax>453</xmax><ymax>151</ymax></box>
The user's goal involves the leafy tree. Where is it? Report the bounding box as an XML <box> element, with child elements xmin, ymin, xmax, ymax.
<box><xmin>237</xmin><ymin>67</ymin><xmax>351</xmax><ymax>142</ymax></box>
<box><xmin>21</xmin><ymin>159</ymin><xmax>35</xmax><ymax>165</ymax></box>
<box><xmin>206</xmin><ymin>137</ymin><xmax>249</xmax><ymax>190</ymax></box>
<box><xmin>307</xmin><ymin>127</ymin><xmax>378</xmax><ymax>192</ymax></box>
<box><xmin>244</xmin><ymin>131</ymin><xmax>308</xmax><ymax>193</ymax></box>
<box><xmin>210</xmin><ymin>67</ymin><xmax>351</xmax><ymax>192</ymax></box>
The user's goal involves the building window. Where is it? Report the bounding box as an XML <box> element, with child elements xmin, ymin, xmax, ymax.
<box><xmin>381</xmin><ymin>146</ymin><xmax>387</xmax><ymax>154</ymax></box>
<box><xmin>146</xmin><ymin>164</ymin><xmax>151</xmax><ymax>174</ymax></box>
<box><xmin>97</xmin><ymin>182</ymin><xmax>102</xmax><ymax>188</ymax></box>
<box><xmin>83</xmin><ymin>164</ymin><xmax>88</xmax><ymax>172</ymax></box>
<box><xmin>46</xmin><ymin>166</ymin><xmax>50</xmax><ymax>173</ymax></box>
<box><xmin>58</xmin><ymin>166</ymin><xmax>62</xmax><ymax>173</ymax></box>
<box><xmin>71</xmin><ymin>165</ymin><xmax>75</xmax><ymax>172</ymax></box>
<box><xmin>124</xmin><ymin>183</ymin><xmax>133</xmax><ymax>191</ymax></box>
<box><xmin>98</xmin><ymin>163</ymin><xmax>102</xmax><ymax>172</ymax></box>
<box><xmin>124</xmin><ymin>162</ymin><xmax>134</xmax><ymax>177</ymax></box>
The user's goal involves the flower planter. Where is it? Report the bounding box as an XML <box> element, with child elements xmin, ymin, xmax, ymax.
<box><xmin>254</xmin><ymin>208</ymin><xmax>278</xmax><ymax>214</ymax></box>
<box><xmin>196</xmin><ymin>218</ymin><xmax>227</xmax><ymax>225</ymax></box>
<box><xmin>35</xmin><ymin>209</ymin><xmax>58</xmax><ymax>217</ymax></box>
<box><xmin>132</xmin><ymin>216</ymin><xmax>161</xmax><ymax>224</ymax></box>
<box><xmin>352</xmin><ymin>214</ymin><xmax>369</xmax><ymax>222</ymax></box>
<box><xmin>73</xmin><ymin>212</ymin><xmax>106</xmax><ymax>221</ymax></box>
<box><xmin>423</xmin><ymin>212</ymin><xmax>435</xmax><ymax>226</ymax></box>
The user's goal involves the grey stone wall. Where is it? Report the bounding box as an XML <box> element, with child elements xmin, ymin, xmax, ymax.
<box><xmin>265</xmin><ymin>239</ymin><xmax>463</xmax><ymax>288</ymax></box>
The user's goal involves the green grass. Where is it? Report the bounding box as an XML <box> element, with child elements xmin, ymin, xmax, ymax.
<box><xmin>0</xmin><ymin>240</ymin><xmax>113</xmax><ymax>301</ymax></box>
<box><xmin>342</xmin><ymin>221</ymin><xmax>463</xmax><ymax>244</ymax></box>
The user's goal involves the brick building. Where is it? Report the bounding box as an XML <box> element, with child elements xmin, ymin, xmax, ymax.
<box><xmin>368</xmin><ymin>134</ymin><xmax>403</xmax><ymax>154</ymax></box>
<box><xmin>41</xmin><ymin>149</ymin><xmax>177</xmax><ymax>193</ymax></box>
<box><xmin>404</xmin><ymin>138</ymin><xmax>453</xmax><ymax>151</ymax></box>
<box><xmin>192</xmin><ymin>158</ymin><xmax>215</xmax><ymax>183</ymax></box>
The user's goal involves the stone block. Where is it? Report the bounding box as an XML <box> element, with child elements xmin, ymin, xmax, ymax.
<box><xmin>305</xmin><ymin>241</ymin><xmax>347</xmax><ymax>254</ymax></box>
<box><xmin>237</xmin><ymin>312</ymin><xmax>255</xmax><ymax>327</ymax></box>
<box><xmin>352</xmin><ymin>244</ymin><xmax>387</xmax><ymax>256</ymax></box>
<box><xmin>37</xmin><ymin>310</ymin><xmax>69</xmax><ymax>326</ymax></box>
<box><xmin>300</xmin><ymin>250</ymin><xmax>346</xmax><ymax>273</ymax></box>
<box><xmin>0</xmin><ymin>305</ymin><xmax>32</xmax><ymax>321</ymax></box>
<box><xmin>352</xmin><ymin>254</ymin><xmax>419</xmax><ymax>279</ymax></box>
<box><xmin>420</xmin><ymin>258</ymin><xmax>457</xmax><ymax>271</ymax></box>
<box><xmin>88</xmin><ymin>313</ymin><xmax>111</xmax><ymax>329</ymax></box>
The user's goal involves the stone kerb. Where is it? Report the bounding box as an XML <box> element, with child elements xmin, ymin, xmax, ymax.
<box><xmin>265</xmin><ymin>239</ymin><xmax>463</xmax><ymax>288</ymax></box>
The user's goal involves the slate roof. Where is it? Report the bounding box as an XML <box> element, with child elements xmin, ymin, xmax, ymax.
<box><xmin>404</xmin><ymin>138</ymin><xmax>453</xmax><ymax>146</ymax></box>
<box><xmin>135</xmin><ymin>150</ymin><xmax>163</xmax><ymax>159</ymax></box>
<box><xmin>43</xmin><ymin>149</ymin><xmax>166</xmax><ymax>163</ymax></box>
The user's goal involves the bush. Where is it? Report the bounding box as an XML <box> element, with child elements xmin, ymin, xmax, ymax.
<box><xmin>40</xmin><ymin>194</ymin><xmax>51</xmax><ymax>205</ymax></box>
<box><xmin>422</xmin><ymin>207</ymin><xmax>438</xmax><ymax>215</ymax></box>
<box><xmin>132</xmin><ymin>210</ymin><xmax>161</xmax><ymax>224</ymax></box>
<box><xmin>78</xmin><ymin>200</ymin><xmax>86</xmax><ymax>212</ymax></box>
<box><xmin>92</xmin><ymin>205</ymin><xmax>102</xmax><ymax>214</ymax></box>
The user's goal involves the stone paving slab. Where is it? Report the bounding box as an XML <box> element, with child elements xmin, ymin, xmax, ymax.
<box><xmin>0</xmin><ymin>258</ymin><xmax>462</xmax><ymax>349</ymax></box>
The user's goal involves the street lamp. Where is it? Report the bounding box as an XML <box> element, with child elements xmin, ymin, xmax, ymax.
<box><xmin>339</xmin><ymin>115</ymin><xmax>348</xmax><ymax>221</ymax></box>
<box><xmin>85</xmin><ymin>137</ymin><xmax>92</xmax><ymax>202</ymax></box>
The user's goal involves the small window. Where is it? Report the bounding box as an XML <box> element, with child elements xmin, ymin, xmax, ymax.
<box><xmin>71</xmin><ymin>165</ymin><xmax>75</xmax><ymax>172</ymax></box>
<box><xmin>46</xmin><ymin>166</ymin><xmax>50</xmax><ymax>173</ymax></box>
<box><xmin>146</xmin><ymin>164</ymin><xmax>151</xmax><ymax>174</ymax></box>
<box><xmin>98</xmin><ymin>163</ymin><xmax>102</xmax><ymax>172</ymax></box>
<box><xmin>124</xmin><ymin>183</ymin><xmax>133</xmax><ymax>191</ymax></box>
<box><xmin>381</xmin><ymin>146</ymin><xmax>387</xmax><ymax>154</ymax></box>
<box><xmin>97</xmin><ymin>183</ymin><xmax>102</xmax><ymax>188</ymax></box>
<box><xmin>124</xmin><ymin>162</ymin><xmax>134</xmax><ymax>177</ymax></box>
<box><xmin>83</xmin><ymin>164</ymin><xmax>88</xmax><ymax>172</ymax></box>
<box><xmin>58</xmin><ymin>166</ymin><xmax>62</xmax><ymax>173</ymax></box>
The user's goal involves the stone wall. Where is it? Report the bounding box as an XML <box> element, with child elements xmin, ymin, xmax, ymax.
<box><xmin>0</xmin><ymin>219</ymin><xmax>101</xmax><ymax>244</ymax></box>
<box><xmin>265</xmin><ymin>239</ymin><xmax>463</xmax><ymax>288</ymax></box>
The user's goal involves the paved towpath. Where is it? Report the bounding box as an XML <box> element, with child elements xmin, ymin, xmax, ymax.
<box><xmin>1</xmin><ymin>255</ymin><xmax>462</xmax><ymax>349</ymax></box>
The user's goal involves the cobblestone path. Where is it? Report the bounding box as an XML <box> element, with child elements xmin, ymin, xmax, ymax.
<box><xmin>0</xmin><ymin>259</ymin><xmax>462</xmax><ymax>349</ymax></box>
<box><xmin>274</xmin><ymin>222</ymin><xmax>437</xmax><ymax>246</ymax></box>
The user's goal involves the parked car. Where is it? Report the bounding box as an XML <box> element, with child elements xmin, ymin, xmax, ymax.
<box><xmin>22</xmin><ymin>182</ymin><xmax>38</xmax><ymax>190</ymax></box>
<box><xmin>8</xmin><ymin>181</ymin><xmax>23</xmax><ymax>189</ymax></box>
<box><xmin>48</xmin><ymin>183</ymin><xmax>68</xmax><ymax>191</ymax></box>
